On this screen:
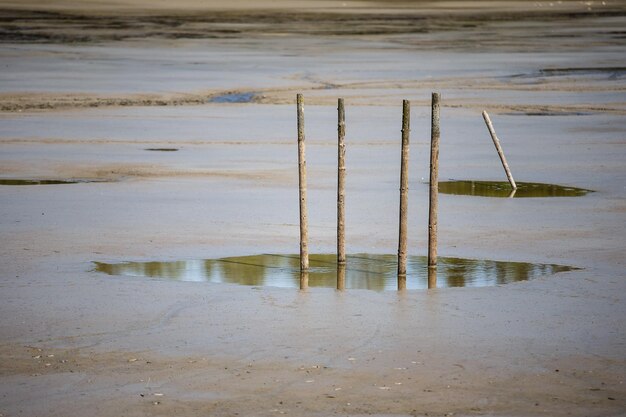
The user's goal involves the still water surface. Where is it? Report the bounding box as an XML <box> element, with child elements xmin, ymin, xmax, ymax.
<box><xmin>438</xmin><ymin>181</ymin><xmax>592</xmax><ymax>198</ymax></box>
<box><xmin>94</xmin><ymin>254</ymin><xmax>576</xmax><ymax>291</ymax></box>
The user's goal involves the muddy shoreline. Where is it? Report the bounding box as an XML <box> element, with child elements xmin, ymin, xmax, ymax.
<box><xmin>2</xmin><ymin>6</ymin><xmax>624</xmax><ymax>44</ymax></box>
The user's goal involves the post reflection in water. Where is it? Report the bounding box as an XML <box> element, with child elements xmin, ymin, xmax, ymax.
<box><xmin>299</xmin><ymin>270</ymin><xmax>309</xmax><ymax>290</ymax></box>
<box><xmin>397</xmin><ymin>274</ymin><xmax>407</xmax><ymax>291</ymax></box>
<box><xmin>94</xmin><ymin>254</ymin><xmax>577</xmax><ymax>291</ymax></box>
<box><xmin>337</xmin><ymin>264</ymin><xmax>346</xmax><ymax>290</ymax></box>
<box><xmin>428</xmin><ymin>266</ymin><xmax>437</xmax><ymax>289</ymax></box>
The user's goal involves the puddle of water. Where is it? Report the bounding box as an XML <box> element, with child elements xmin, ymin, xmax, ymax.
<box><xmin>209</xmin><ymin>92</ymin><xmax>257</xmax><ymax>103</ymax></box>
<box><xmin>502</xmin><ymin>111</ymin><xmax>592</xmax><ymax>117</ymax></box>
<box><xmin>94</xmin><ymin>254</ymin><xmax>577</xmax><ymax>291</ymax></box>
<box><xmin>0</xmin><ymin>179</ymin><xmax>102</xmax><ymax>186</ymax></box>
<box><xmin>508</xmin><ymin>67</ymin><xmax>626</xmax><ymax>81</ymax></box>
<box><xmin>145</xmin><ymin>148</ymin><xmax>179</xmax><ymax>152</ymax></box>
<box><xmin>438</xmin><ymin>181</ymin><xmax>592</xmax><ymax>198</ymax></box>
<box><xmin>539</xmin><ymin>67</ymin><xmax>626</xmax><ymax>78</ymax></box>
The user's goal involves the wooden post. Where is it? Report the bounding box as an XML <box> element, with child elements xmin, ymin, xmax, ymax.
<box><xmin>482</xmin><ymin>111</ymin><xmax>517</xmax><ymax>190</ymax></box>
<box><xmin>337</xmin><ymin>98</ymin><xmax>346</xmax><ymax>265</ymax></box>
<box><xmin>297</xmin><ymin>94</ymin><xmax>309</xmax><ymax>271</ymax></box>
<box><xmin>397</xmin><ymin>99</ymin><xmax>410</xmax><ymax>288</ymax></box>
<box><xmin>428</xmin><ymin>93</ymin><xmax>440</xmax><ymax>270</ymax></box>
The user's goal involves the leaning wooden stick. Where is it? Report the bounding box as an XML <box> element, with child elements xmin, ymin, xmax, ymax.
<box><xmin>337</xmin><ymin>98</ymin><xmax>346</xmax><ymax>266</ymax></box>
<box><xmin>482</xmin><ymin>111</ymin><xmax>517</xmax><ymax>190</ymax></box>
<box><xmin>428</xmin><ymin>93</ymin><xmax>440</xmax><ymax>270</ymax></box>
<box><xmin>397</xmin><ymin>99</ymin><xmax>410</xmax><ymax>289</ymax></box>
<box><xmin>297</xmin><ymin>94</ymin><xmax>309</xmax><ymax>271</ymax></box>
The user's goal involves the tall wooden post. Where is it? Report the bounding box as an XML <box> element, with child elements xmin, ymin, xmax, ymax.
<box><xmin>397</xmin><ymin>100</ymin><xmax>410</xmax><ymax>290</ymax></box>
<box><xmin>428</xmin><ymin>93</ymin><xmax>440</xmax><ymax>271</ymax></box>
<box><xmin>297</xmin><ymin>94</ymin><xmax>309</xmax><ymax>271</ymax></box>
<box><xmin>337</xmin><ymin>98</ymin><xmax>346</xmax><ymax>266</ymax></box>
<box><xmin>482</xmin><ymin>111</ymin><xmax>517</xmax><ymax>190</ymax></box>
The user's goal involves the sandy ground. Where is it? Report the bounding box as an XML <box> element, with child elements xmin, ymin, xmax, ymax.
<box><xmin>1</xmin><ymin>1</ymin><xmax>626</xmax><ymax>416</ymax></box>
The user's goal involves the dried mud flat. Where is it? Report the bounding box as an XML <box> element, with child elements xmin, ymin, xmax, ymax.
<box><xmin>1</xmin><ymin>1</ymin><xmax>625</xmax><ymax>417</ymax></box>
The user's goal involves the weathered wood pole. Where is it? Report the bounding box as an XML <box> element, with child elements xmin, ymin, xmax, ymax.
<box><xmin>297</xmin><ymin>94</ymin><xmax>309</xmax><ymax>271</ymax></box>
<box><xmin>482</xmin><ymin>111</ymin><xmax>517</xmax><ymax>190</ymax></box>
<box><xmin>397</xmin><ymin>99</ymin><xmax>410</xmax><ymax>290</ymax></box>
<box><xmin>428</xmin><ymin>93</ymin><xmax>440</xmax><ymax>270</ymax></box>
<box><xmin>337</xmin><ymin>98</ymin><xmax>346</xmax><ymax>266</ymax></box>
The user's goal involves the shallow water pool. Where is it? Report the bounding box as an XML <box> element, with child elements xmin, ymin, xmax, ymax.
<box><xmin>94</xmin><ymin>254</ymin><xmax>577</xmax><ymax>291</ymax></box>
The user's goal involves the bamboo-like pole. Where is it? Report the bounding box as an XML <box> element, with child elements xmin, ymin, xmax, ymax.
<box><xmin>297</xmin><ymin>94</ymin><xmax>309</xmax><ymax>271</ymax></box>
<box><xmin>428</xmin><ymin>93</ymin><xmax>440</xmax><ymax>270</ymax></box>
<box><xmin>337</xmin><ymin>98</ymin><xmax>346</xmax><ymax>265</ymax></box>
<box><xmin>482</xmin><ymin>111</ymin><xmax>517</xmax><ymax>190</ymax></box>
<box><xmin>397</xmin><ymin>99</ymin><xmax>410</xmax><ymax>287</ymax></box>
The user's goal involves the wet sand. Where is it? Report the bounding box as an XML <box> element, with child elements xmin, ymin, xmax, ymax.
<box><xmin>1</xmin><ymin>1</ymin><xmax>625</xmax><ymax>416</ymax></box>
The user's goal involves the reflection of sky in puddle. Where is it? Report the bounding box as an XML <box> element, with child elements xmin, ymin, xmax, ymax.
<box><xmin>94</xmin><ymin>254</ymin><xmax>577</xmax><ymax>291</ymax></box>
<box><xmin>209</xmin><ymin>92</ymin><xmax>257</xmax><ymax>103</ymax></box>
<box><xmin>438</xmin><ymin>181</ymin><xmax>592</xmax><ymax>198</ymax></box>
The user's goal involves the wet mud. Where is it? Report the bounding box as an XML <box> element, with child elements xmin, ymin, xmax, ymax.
<box><xmin>1</xmin><ymin>6</ymin><xmax>625</xmax><ymax>44</ymax></box>
<box><xmin>94</xmin><ymin>254</ymin><xmax>577</xmax><ymax>290</ymax></box>
<box><xmin>1</xmin><ymin>2</ymin><xmax>625</xmax><ymax>417</ymax></box>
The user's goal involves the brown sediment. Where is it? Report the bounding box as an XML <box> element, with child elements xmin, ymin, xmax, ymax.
<box><xmin>0</xmin><ymin>92</ymin><xmax>212</xmax><ymax>112</ymax></box>
<box><xmin>0</xmin><ymin>330</ymin><xmax>623</xmax><ymax>417</ymax></box>
<box><xmin>2</xmin><ymin>91</ymin><xmax>625</xmax><ymax>114</ymax></box>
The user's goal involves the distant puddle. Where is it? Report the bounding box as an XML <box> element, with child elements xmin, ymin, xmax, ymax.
<box><xmin>438</xmin><ymin>181</ymin><xmax>592</xmax><ymax>198</ymax></box>
<box><xmin>0</xmin><ymin>179</ymin><xmax>102</xmax><ymax>186</ymax></box>
<box><xmin>209</xmin><ymin>92</ymin><xmax>257</xmax><ymax>103</ymax></box>
<box><xmin>145</xmin><ymin>148</ymin><xmax>179</xmax><ymax>152</ymax></box>
<box><xmin>539</xmin><ymin>67</ymin><xmax>626</xmax><ymax>79</ymax></box>
<box><xmin>502</xmin><ymin>111</ymin><xmax>592</xmax><ymax>116</ymax></box>
<box><xmin>94</xmin><ymin>254</ymin><xmax>577</xmax><ymax>291</ymax></box>
<box><xmin>509</xmin><ymin>67</ymin><xmax>626</xmax><ymax>81</ymax></box>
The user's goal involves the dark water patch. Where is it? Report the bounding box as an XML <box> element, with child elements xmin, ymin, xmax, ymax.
<box><xmin>438</xmin><ymin>180</ymin><xmax>592</xmax><ymax>198</ymax></box>
<box><xmin>145</xmin><ymin>148</ymin><xmax>179</xmax><ymax>152</ymax></box>
<box><xmin>502</xmin><ymin>111</ymin><xmax>592</xmax><ymax>116</ymax></box>
<box><xmin>0</xmin><ymin>178</ymin><xmax>104</xmax><ymax>186</ymax></box>
<box><xmin>94</xmin><ymin>254</ymin><xmax>578</xmax><ymax>291</ymax></box>
<box><xmin>505</xmin><ymin>67</ymin><xmax>626</xmax><ymax>82</ymax></box>
<box><xmin>209</xmin><ymin>92</ymin><xmax>257</xmax><ymax>104</ymax></box>
<box><xmin>539</xmin><ymin>67</ymin><xmax>626</xmax><ymax>77</ymax></box>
